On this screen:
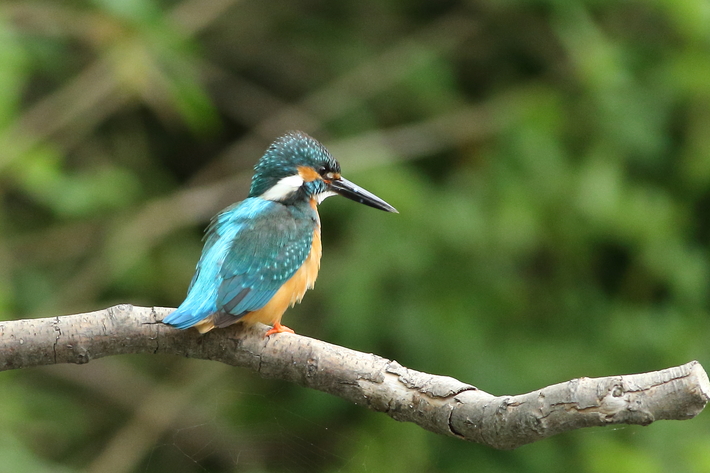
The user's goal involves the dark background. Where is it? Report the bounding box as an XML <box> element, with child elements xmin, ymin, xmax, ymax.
<box><xmin>1</xmin><ymin>0</ymin><xmax>710</xmax><ymax>471</ymax></box>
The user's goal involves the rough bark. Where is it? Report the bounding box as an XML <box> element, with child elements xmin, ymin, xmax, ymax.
<box><xmin>0</xmin><ymin>304</ymin><xmax>707</xmax><ymax>449</ymax></box>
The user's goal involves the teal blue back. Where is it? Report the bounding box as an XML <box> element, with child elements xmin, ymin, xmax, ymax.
<box><xmin>163</xmin><ymin>198</ymin><xmax>317</xmax><ymax>329</ymax></box>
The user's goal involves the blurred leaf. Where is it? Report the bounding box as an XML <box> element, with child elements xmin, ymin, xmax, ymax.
<box><xmin>0</xmin><ymin>18</ymin><xmax>27</xmax><ymax>128</ymax></box>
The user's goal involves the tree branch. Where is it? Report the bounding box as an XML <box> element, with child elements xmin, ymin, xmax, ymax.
<box><xmin>1</xmin><ymin>305</ymin><xmax>707</xmax><ymax>449</ymax></box>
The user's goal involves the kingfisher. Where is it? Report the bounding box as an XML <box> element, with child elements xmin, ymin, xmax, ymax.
<box><xmin>162</xmin><ymin>131</ymin><xmax>397</xmax><ymax>336</ymax></box>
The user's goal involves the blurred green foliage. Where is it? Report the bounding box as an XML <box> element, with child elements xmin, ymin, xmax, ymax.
<box><xmin>1</xmin><ymin>0</ymin><xmax>710</xmax><ymax>472</ymax></box>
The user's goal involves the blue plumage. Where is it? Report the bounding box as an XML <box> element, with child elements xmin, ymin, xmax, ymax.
<box><xmin>163</xmin><ymin>131</ymin><xmax>397</xmax><ymax>335</ymax></box>
<box><xmin>163</xmin><ymin>198</ymin><xmax>317</xmax><ymax>329</ymax></box>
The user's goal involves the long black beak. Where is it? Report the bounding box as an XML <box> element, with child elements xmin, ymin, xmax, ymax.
<box><xmin>330</xmin><ymin>177</ymin><xmax>398</xmax><ymax>213</ymax></box>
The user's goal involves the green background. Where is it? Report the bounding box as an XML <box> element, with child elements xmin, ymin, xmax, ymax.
<box><xmin>1</xmin><ymin>0</ymin><xmax>710</xmax><ymax>471</ymax></box>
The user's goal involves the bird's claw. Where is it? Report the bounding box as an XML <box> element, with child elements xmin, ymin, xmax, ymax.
<box><xmin>265</xmin><ymin>322</ymin><xmax>295</xmax><ymax>337</ymax></box>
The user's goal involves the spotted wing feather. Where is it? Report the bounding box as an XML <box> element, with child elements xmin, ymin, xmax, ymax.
<box><xmin>163</xmin><ymin>198</ymin><xmax>316</xmax><ymax>329</ymax></box>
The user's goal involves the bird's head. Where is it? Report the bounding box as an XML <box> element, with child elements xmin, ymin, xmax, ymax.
<box><xmin>249</xmin><ymin>131</ymin><xmax>397</xmax><ymax>213</ymax></box>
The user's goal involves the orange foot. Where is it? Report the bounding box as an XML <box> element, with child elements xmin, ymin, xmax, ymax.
<box><xmin>264</xmin><ymin>322</ymin><xmax>295</xmax><ymax>337</ymax></box>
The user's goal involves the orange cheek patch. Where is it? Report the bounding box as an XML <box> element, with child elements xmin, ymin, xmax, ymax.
<box><xmin>298</xmin><ymin>166</ymin><xmax>320</xmax><ymax>182</ymax></box>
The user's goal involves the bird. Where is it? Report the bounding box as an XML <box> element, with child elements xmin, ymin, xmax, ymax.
<box><xmin>162</xmin><ymin>131</ymin><xmax>397</xmax><ymax>336</ymax></box>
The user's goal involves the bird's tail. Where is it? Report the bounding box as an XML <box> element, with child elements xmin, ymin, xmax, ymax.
<box><xmin>162</xmin><ymin>306</ymin><xmax>210</xmax><ymax>331</ymax></box>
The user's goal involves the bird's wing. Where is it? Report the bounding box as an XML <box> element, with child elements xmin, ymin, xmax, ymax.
<box><xmin>214</xmin><ymin>199</ymin><xmax>316</xmax><ymax>318</ymax></box>
<box><xmin>164</xmin><ymin>199</ymin><xmax>316</xmax><ymax>330</ymax></box>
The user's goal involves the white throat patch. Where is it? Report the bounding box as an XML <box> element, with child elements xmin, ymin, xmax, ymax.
<box><xmin>316</xmin><ymin>191</ymin><xmax>337</xmax><ymax>204</ymax></box>
<box><xmin>260</xmin><ymin>174</ymin><xmax>304</xmax><ymax>201</ymax></box>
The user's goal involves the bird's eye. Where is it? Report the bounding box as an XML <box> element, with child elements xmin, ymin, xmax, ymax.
<box><xmin>315</xmin><ymin>165</ymin><xmax>338</xmax><ymax>181</ymax></box>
